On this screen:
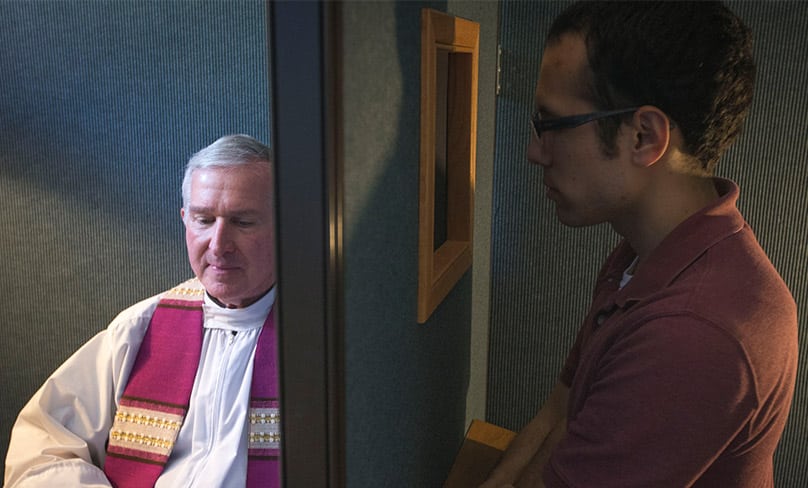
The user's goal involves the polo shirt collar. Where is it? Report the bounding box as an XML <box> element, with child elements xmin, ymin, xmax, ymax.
<box><xmin>613</xmin><ymin>178</ymin><xmax>746</xmax><ymax>308</ymax></box>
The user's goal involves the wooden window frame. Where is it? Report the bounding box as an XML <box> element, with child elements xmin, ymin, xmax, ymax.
<box><xmin>417</xmin><ymin>8</ymin><xmax>479</xmax><ymax>324</ymax></box>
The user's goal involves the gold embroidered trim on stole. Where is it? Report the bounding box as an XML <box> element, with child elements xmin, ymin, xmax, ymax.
<box><xmin>108</xmin><ymin>405</ymin><xmax>185</xmax><ymax>457</ymax></box>
<box><xmin>162</xmin><ymin>278</ymin><xmax>205</xmax><ymax>301</ymax></box>
<box><xmin>249</xmin><ymin>407</ymin><xmax>281</xmax><ymax>449</ymax></box>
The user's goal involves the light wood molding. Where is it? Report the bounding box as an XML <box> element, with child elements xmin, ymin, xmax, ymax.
<box><xmin>417</xmin><ymin>9</ymin><xmax>479</xmax><ymax>324</ymax></box>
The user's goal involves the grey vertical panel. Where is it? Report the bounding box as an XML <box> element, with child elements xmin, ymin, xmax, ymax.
<box><xmin>270</xmin><ymin>1</ymin><xmax>345</xmax><ymax>485</ymax></box>
<box><xmin>490</xmin><ymin>1</ymin><xmax>808</xmax><ymax>485</ymax></box>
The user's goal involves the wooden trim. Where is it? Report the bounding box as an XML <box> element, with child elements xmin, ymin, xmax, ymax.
<box><xmin>443</xmin><ymin>420</ymin><xmax>516</xmax><ymax>487</ymax></box>
<box><xmin>418</xmin><ymin>9</ymin><xmax>479</xmax><ymax>323</ymax></box>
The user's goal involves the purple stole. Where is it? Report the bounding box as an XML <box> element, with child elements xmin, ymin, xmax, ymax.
<box><xmin>103</xmin><ymin>279</ymin><xmax>280</xmax><ymax>487</ymax></box>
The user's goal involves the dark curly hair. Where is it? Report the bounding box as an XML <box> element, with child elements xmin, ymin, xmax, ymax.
<box><xmin>548</xmin><ymin>1</ymin><xmax>755</xmax><ymax>175</ymax></box>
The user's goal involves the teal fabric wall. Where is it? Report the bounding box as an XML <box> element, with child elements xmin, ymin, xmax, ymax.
<box><xmin>0</xmin><ymin>0</ymin><xmax>271</xmax><ymax>467</ymax></box>
<box><xmin>488</xmin><ymin>1</ymin><xmax>808</xmax><ymax>485</ymax></box>
<box><xmin>340</xmin><ymin>1</ymin><xmax>498</xmax><ymax>486</ymax></box>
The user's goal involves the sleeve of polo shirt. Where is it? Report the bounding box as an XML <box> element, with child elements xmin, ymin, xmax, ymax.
<box><xmin>544</xmin><ymin>315</ymin><xmax>757</xmax><ymax>487</ymax></box>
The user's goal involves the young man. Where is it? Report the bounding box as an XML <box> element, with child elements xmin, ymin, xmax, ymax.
<box><xmin>483</xmin><ymin>2</ymin><xmax>797</xmax><ymax>487</ymax></box>
<box><xmin>5</xmin><ymin>135</ymin><xmax>281</xmax><ymax>487</ymax></box>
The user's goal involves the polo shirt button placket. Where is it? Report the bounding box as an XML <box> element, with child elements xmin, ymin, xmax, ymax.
<box><xmin>595</xmin><ymin>302</ymin><xmax>618</xmax><ymax>327</ymax></box>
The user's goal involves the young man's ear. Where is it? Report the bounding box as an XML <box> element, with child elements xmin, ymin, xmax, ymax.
<box><xmin>630</xmin><ymin>106</ymin><xmax>672</xmax><ymax>168</ymax></box>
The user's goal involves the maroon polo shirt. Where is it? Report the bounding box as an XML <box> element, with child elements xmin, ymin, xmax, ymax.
<box><xmin>545</xmin><ymin>179</ymin><xmax>798</xmax><ymax>487</ymax></box>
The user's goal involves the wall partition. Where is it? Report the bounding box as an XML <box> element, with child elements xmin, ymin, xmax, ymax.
<box><xmin>339</xmin><ymin>1</ymin><xmax>499</xmax><ymax>486</ymax></box>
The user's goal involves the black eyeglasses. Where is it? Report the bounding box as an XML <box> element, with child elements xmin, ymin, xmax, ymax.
<box><xmin>531</xmin><ymin>107</ymin><xmax>639</xmax><ymax>138</ymax></box>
